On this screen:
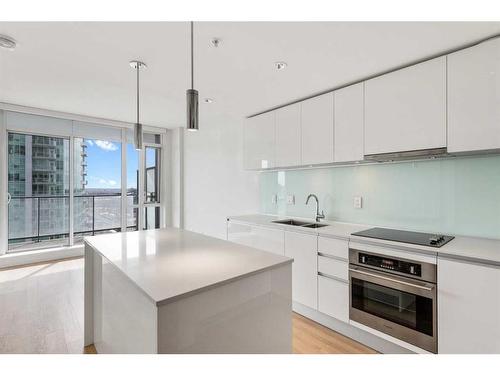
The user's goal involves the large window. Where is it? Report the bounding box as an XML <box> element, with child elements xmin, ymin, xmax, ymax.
<box><xmin>127</xmin><ymin>143</ymin><xmax>139</xmax><ymax>231</ymax></box>
<box><xmin>73</xmin><ymin>138</ymin><xmax>124</xmax><ymax>242</ymax></box>
<box><xmin>7</xmin><ymin>133</ymin><xmax>70</xmax><ymax>252</ymax></box>
<box><xmin>5</xmin><ymin>117</ymin><xmax>164</xmax><ymax>253</ymax></box>
<box><xmin>144</xmin><ymin>146</ymin><xmax>161</xmax><ymax>230</ymax></box>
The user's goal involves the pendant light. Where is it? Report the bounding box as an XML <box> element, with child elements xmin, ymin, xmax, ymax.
<box><xmin>130</xmin><ymin>60</ymin><xmax>147</xmax><ymax>150</ymax></box>
<box><xmin>186</xmin><ymin>21</ymin><xmax>199</xmax><ymax>131</ymax></box>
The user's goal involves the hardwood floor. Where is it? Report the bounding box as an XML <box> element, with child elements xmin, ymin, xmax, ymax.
<box><xmin>293</xmin><ymin>313</ymin><xmax>376</xmax><ymax>354</ymax></box>
<box><xmin>0</xmin><ymin>258</ymin><xmax>376</xmax><ymax>354</ymax></box>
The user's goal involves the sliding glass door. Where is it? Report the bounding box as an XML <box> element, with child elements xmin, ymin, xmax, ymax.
<box><xmin>73</xmin><ymin>137</ymin><xmax>124</xmax><ymax>243</ymax></box>
<box><xmin>5</xmin><ymin>123</ymin><xmax>163</xmax><ymax>253</ymax></box>
<box><xmin>7</xmin><ymin>132</ymin><xmax>70</xmax><ymax>252</ymax></box>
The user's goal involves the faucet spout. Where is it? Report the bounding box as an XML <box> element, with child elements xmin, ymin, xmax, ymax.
<box><xmin>305</xmin><ymin>194</ymin><xmax>325</xmax><ymax>222</ymax></box>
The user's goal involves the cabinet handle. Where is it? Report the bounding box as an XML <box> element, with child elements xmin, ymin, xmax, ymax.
<box><xmin>349</xmin><ymin>267</ymin><xmax>434</xmax><ymax>291</ymax></box>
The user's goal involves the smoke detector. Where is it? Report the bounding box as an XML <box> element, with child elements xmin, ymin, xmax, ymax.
<box><xmin>0</xmin><ymin>35</ymin><xmax>16</xmax><ymax>50</ymax></box>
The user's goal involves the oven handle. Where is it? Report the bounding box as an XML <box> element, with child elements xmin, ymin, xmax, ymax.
<box><xmin>349</xmin><ymin>267</ymin><xmax>434</xmax><ymax>292</ymax></box>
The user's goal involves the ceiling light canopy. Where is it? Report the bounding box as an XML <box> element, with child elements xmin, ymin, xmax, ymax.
<box><xmin>130</xmin><ymin>60</ymin><xmax>147</xmax><ymax>150</ymax></box>
<box><xmin>0</xmin><ymin>35</ymin><xmax>16</xmax><ymax>50</ymax></box>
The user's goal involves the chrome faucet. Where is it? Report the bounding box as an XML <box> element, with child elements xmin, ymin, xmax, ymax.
<box><xmin>305</xmin><ymin>194</ymin><xmax>325</xmax><ymax>222</ymax></box>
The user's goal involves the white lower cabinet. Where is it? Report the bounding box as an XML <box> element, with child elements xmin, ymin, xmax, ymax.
<box><xmin>318</xmin><ymin>275</ymin><xmax>349</xmax><ymax>323</ymax></box>
<box><xmin>284</xmin><ymin>231</ymin><xmax>318</xmax><ymax>309</ymax></box>
<box><xmin>438</xmin><ymin>257</ymin><xmax>500</xmax><ymax>353</ymax></box>
<box><xmin>227</xmin><ymin>222</ymin><xmax>284</xmax><ymax>256</ymax></box>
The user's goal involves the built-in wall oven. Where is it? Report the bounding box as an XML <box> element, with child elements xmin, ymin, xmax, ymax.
<box><xmin>349</xmin><ymin>248</ymin><xmax>437</xmax><ymax>353</ymax></box>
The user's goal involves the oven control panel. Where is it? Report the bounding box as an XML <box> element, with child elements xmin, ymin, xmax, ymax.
<box><xmin>358</xmin><ymin>253</ymin><xmax>422</xmax><ymax>277</ymax></box>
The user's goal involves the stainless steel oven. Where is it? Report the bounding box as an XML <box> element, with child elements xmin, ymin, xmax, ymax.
<box><xmin>349</xmin><ymin>248</ymin><xmax>437</xmax><ymax>353</ymax></box>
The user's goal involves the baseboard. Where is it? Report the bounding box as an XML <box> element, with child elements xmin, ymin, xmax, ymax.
<box><xmin>292</xmin><ymin>302</ymin><xmax>414</xmax><ymax>354</ymax></box>
<box><xmin>0</xmin><ymin>245</ymin><xmax>84</xmax><ymax>269</ymax></box>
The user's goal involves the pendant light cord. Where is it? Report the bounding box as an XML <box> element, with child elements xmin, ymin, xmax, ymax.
<box><xmin>136</xmin><ymin>64</ymin><xmax>140</xmax><ymax>124</ymax></box>
<box><xmin>191</xmin><ymin>21</ymin><xmax>194</xmax><ymax>90</ymax></box>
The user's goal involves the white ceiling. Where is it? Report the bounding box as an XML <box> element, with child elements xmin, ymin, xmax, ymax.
<box><xmin>1</xmin><ymin>22</ymin><xmax>500</xmax><ymax>128</ymax></box>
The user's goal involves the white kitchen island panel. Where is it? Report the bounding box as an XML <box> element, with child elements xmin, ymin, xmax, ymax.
<box><xmin>84</xmin><ymin>228</ymin><xmax>292</xmax><ymax>354</ymax></box>
<box><xmin>92</xmin><ymin>251</ymin><xmax>158</xmax><ymax>354</ymax></box>
<box><xmin>157</xmin><ymin>264</ymin><xmax>291</xmax><ymax>353</ymax></box>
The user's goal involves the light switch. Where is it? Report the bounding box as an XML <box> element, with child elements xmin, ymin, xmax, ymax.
<box><xmin>353</xmin><ymin>196</ymin><xmax>362</xmax><ymax>209</ymax></box>
<box><xmin>286</xmin><ymin>194</ymin><xmax>295</xmax><ymax>205</ymax></box>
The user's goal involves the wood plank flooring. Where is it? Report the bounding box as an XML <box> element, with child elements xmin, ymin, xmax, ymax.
<box><xmin>0</xmin><ymin>258</ymin><xmax>376</xmax><ymax>354</ymax></box>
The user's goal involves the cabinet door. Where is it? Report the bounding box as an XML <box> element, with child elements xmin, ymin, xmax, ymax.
<box><xmin>284</xmin><ymin>232</ymin><xmax>318</xmax><ymax>309</ymax></box>
<box><xmin>243</xmin><ymin>112</ymin><xmax>275</xmax><ymax>170</ymax></box>
<box><xmin>448</xmin><ymin>38</ymin><xmax>500</xmax><ymax>153</ymax></box>
<box><xmin>318</xmin><ymin>275</ymin><xmax>349</xmax><ymax>323</ymax></box>
<box><xmin>252</xmin><ymin>226</ymin><xmax>285</xmax><ymax>256</ymax></box>
<box><xmin>334</xmin><ymin>83</ymin><xmax>364</xmax><ymax>162</ymax></box>
<box><xmin>227</xmin><ymin>222</ymin><xmax>284</xmax><ymax>256</ymax></box>
<box><xmin>275</xmin><ymin>103</ymin><xmax>301</xmax><ymax>167</ymax></box>
<box><xmin>438</xmin><ymin>258</ymin><xmax>500</xmax><ymax>353</ymax></box>
<box><xmin>364</xmin><ymin>57</ymin><xmax>446</xmax><ymax>155</ymax></box>
<box><xmin>301</xmin><ymin>93</ymin><xmax>334</xmax><ymax>165</ymax></box>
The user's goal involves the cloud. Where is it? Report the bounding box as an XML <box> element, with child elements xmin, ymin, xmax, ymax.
<box><xmin>94</xmin><ymin>140</ymin><xmax>118</xmax><ymax>152</ymax></box>
<box><xmin>92</xmin><ymin>177</ymin><xmax>119</xmax><ymax>188</ymax></box>
<box><xmin>86</xmin><ymin>140</ymin><xmax>94</xmax><ymax>146</ymax></box>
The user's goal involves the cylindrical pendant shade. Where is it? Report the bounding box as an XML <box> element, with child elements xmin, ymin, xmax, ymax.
<box><xmin>134</xmin><ymin>122</ymin><xmax>143</xmax><ymax>150</ymax></box>
<box><xmin>186</xmin><ymin>89</ymin><xmax>199</xmax><ymax>131</ymax></box>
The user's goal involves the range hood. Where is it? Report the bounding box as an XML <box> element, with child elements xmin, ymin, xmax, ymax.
<box><xmin>364</xmin><ymin>147</ymin><xmax>448</xmax><ymax>162</ymax></box>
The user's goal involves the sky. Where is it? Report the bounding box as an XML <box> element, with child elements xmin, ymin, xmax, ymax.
<box><xmin>84</xmin><ymin>139</ymin><xmax>139</xmax><ymax>189</ymax></box>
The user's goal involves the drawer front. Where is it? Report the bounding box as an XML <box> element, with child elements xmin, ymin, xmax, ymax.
<box><xmin>318</xmin><ymin>255</ymin><xmax>348</xmax><ymax>281</ymax></box>
<box><xmin>318</xmin><ymin>236</ymin><xmax>348</xmax><ymax>260</ymax></box>
<box><xmin>318</xmin><ymin>275</ymin><xmax>349</xmax><ymax>323</ymax></box>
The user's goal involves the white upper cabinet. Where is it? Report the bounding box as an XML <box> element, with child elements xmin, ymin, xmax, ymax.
<box><xmin>448</xmin><ymin>38</ymin><xmax>500</xmax><ymax>153</ymax></box>
<box><xmin>334</xmin><ymin>83</ymin><xmax>364</xmax><ymax>162</ymax></box>
<box><xmin>364</xmin><ymin>57</ymin><xmax>447</xmax><ymax>155</ymax></box>
<box><xmin>301</xmin><ymin>93</ymin><xmax>334</xmax><ymax>165</ymax></box>
<box><xmin>275</xmin><ymin>103</ymin><xmax>301</xmax><ymax>167</ymax></box>
<box><xmin>243</xmin><ymin>111</ymin><xmax>275</xmax><ymax>170</ymax></box>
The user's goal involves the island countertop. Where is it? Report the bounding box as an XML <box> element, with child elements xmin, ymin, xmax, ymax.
<box><xmin>84</xmin><ymin>228</ymin><xmax>292</xmax><ymax>306</ymax></box>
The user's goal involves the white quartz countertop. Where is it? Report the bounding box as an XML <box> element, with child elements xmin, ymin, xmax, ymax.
<box><xmin>228</xmin><ymin>214</ymin><xmax>500</xmax><ymax>266</ymax></box>
<box><xmin>84</xmin><ymin>228</ymin><xmax>292</xmax><ymax>305</ymax></box>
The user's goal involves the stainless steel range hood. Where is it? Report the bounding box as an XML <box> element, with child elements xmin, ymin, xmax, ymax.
<box><xmin>364</xmin><ymin>147</ymin><xmax>448</xmax><ymax>162</ymax></box>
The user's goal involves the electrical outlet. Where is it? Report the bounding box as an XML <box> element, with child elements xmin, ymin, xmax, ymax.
<box><xmin>286</xmin><ymin>194</ymin><xmax>295</xmax><ymax>205</ymax></box>
<box><xmin>353</xmin><ymin>196</ymin><xmax>362</xmax><ymax>209</ymax></box>
<box><xmin>271</xmin><ymin>194</ymin><xmax>277</xmax><ymax>205</ymax></box>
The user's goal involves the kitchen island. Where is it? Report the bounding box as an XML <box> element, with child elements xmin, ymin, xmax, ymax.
<box><xmin>84</xmin><ymin>228</ymin><xmax>292</xmax><ymax>353</ymax></box>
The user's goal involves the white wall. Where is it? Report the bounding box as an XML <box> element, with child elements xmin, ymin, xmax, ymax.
<box><xmin>183</xmin><ymin>114</ymin><xmax>260</xmax><ymax>239</ymax></box>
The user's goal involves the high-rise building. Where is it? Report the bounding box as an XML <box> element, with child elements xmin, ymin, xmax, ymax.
<box><xmin>7</xmin><ymin>133</ymin><xmax>87</xmax><ymax>248</ymax></box>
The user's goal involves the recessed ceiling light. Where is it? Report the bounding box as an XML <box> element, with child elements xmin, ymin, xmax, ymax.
<box><xmin>275</xmin><ymin>61</ymin><xmax>287</xmax><ymax>71</ymax></box>
<box><xmin>211</xmin><ymin>38</ymin><xmax>222</xmax><ymax>48</ymax></box>
<box><xmin>204</xmin><ymin>98</ymin><xmax>214</xmax><ymax>104</ymax></box>
<box><xmin>0</xmin><ymin>35</ymin><xmax>16</xmax><ymax>50</ymax></box>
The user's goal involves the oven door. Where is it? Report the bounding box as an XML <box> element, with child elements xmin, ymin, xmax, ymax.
<box><xmin>349</xmin><ymin>265</ymin><xmax>437</xmax><ymax>353</ymax></box>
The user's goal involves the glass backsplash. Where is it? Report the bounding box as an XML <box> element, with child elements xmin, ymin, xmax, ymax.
<box><xmin>260</xmin><ymin>155</ymin><xmax>500</xmax><ymax>239</ymax></box>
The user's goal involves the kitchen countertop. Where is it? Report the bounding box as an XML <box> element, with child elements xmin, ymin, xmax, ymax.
<box><xmin>84</xmin><ymin>227</ymin><xmax>292</xmax><ymax>305</ymax></box>
<box><xmin>228</xmin><ymin>214</ymin><xmax>500</xmax><ymax>266</ymax></box>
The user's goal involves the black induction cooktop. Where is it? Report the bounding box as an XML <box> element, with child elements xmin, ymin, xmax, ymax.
<box><xmin>351</xmin><ymin>227</ymin><xmax>454</xmax><ymax>248</ymax></box>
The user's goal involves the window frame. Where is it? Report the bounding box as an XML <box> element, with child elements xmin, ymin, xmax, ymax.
<box><xmin>1</xmin><ymin>110</ymin><xmax>166</xmax><ymax>255</ymax></box>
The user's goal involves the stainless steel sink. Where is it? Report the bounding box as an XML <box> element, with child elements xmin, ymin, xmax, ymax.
<box><xmin>302</xmin><ymin>223</ymin><xmax>329</xmax><ymax>228</ymax></box>
<box><xmin>272</xmin><ymin>219</ymin><xmax>329</xmax><ymax>228</ymax></box>
<box><xmin>272</xmin><ymin>219</ymin><xmax>311</xmax><ymax>226</ymax></box>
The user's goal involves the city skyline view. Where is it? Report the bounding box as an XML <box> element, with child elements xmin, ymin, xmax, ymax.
<box><xmin>7</xmin><ymin>133</ymin><xmax>146</xmax><ymax>251</ymax></box>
